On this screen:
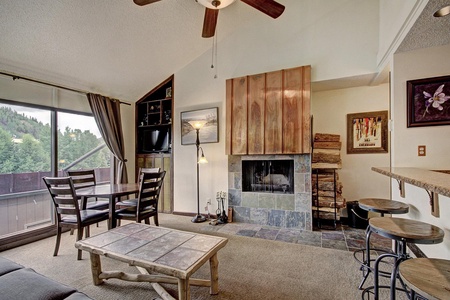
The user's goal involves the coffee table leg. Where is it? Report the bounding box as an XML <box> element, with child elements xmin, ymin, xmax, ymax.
<box><xmin>90</xmin><ymin>253</ymin><xmax>103</xmax><ymax>285</ymax></box>
<box><xmin>178</xmin><ymin>278</ymin><xmax>189</xmax><ymax>300</ymax></box>
<box><xmin>209</xmin><ymin>253</ymin><xmax>219</xmax><ymax>295</ymax></box>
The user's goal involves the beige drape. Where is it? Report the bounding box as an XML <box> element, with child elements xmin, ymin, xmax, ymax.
<box><xmin>87</xmin><ymin>93</ymin><xmax>128</xmax><ymax>184</ymax></box>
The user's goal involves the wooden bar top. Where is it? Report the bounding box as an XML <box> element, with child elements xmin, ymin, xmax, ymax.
<box><xmin>369</xmin><ymin>217</ymin><xmax>444</xmax><ymax>244</ymax></box>
<box><xmin>399</xmin><ymin>258</ymin><xmax>450</xmax><ymax>300</ymax></box>
<box><xmin>359</xmin><ymin>198</ymin><xmax>409</xmax><ymax>214</ymax></box>
<box><xmin>372</xmin><ymin>167</ymin><xmax>450</xmax><ymax>198</ymax></box>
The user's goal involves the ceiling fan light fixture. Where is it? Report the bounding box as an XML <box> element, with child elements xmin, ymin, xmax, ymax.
<box><xmin>197</xmin><ymin>0</ymin><xmax>237</xmax><ymax>9</ymax></box>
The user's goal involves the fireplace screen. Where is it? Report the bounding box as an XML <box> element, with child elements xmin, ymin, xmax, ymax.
<box><xmin>242</xmin><ymin>160</ymin><xmax>294</xmax><ymax>194</ymax></box>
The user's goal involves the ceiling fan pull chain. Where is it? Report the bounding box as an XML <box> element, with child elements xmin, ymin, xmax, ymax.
<box><xmin>211</xmin><ymin>35</ymin><xmax>215</xmax><ymax>69</ymax></box>
<box><xmin>214</xmin><ymin>30</ymin><xmax>218</xmax><ymax>79</ymax></box>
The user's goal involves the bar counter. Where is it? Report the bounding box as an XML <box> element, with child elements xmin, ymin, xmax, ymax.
<box><xmin>372</xmin><ymin>167</ymin><xmax>450</xmax><ymax>198</ymax></box>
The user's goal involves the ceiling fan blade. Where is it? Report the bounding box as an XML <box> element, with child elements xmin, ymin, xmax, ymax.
<box><xmin>133</xmin><ymin>0</ymin><xmax>161</xmax><ymax>6</ymax></box>
<box><xmin>241</xmin><ymin>0</ymin><xmax>285</xmax><ymax>19</ymax></box>
<box><xmin>202</xmin><ymin>8</ymin><xmax>219</xmax><ymax>38</ymax></box>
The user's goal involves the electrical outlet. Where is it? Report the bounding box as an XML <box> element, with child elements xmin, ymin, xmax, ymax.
<box><xmin>418</xmin><ymin>145</ymin><xmax>426</xmax><ymax>156</ymax></box>
<box><xmin>207</xmin><ymin>198</ymin><xmax>211</xmax><ymax>205</ymax></box>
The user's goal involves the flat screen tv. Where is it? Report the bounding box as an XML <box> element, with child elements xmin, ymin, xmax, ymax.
<box><xmin>141</xmin><ymin>128</ymin><xmax>170</xmax><ymax>153</ymax></box>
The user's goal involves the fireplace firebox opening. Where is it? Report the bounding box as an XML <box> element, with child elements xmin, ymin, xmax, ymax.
<box><xmin>242</xmin><ymin>160</ymin><xmax>294</xmax><ymax>194</ymax></box>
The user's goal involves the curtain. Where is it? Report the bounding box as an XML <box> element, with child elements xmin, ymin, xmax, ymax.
<box><xmin>87</xmin><ymin>93</ymin><xmax>128</xmax><ymax>184</ymax></box>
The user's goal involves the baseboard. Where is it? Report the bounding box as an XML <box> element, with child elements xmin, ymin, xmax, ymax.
<box><xmin>172</xmin><ymin>211</ymin><xmax>217</xmax><ymax>219</ymax></box>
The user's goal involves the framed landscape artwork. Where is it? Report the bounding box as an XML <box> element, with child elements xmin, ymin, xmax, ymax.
<box><xmin>180</xmin><ymin>107</ymin><xmax>219</xmax><ymax>145</ymax></box>
<box><xmin>407</xmin><ymin>75</ymin><xmax>450</xmax><ymax>127</ymax></box>
<box><xmin>347</xmin><ymin>110</ymin><xmax>388</xmax><ymax>154</ymax></box>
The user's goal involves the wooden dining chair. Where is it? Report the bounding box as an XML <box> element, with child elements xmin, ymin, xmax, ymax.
<box><xmin>67</xmin><ymin>169</ymin><xmax>109</xmax><ymax>210</ymax></box>
<box><xmin>43</xmin><ymin>176</ymin><xmax>110</xmax><ymax>260</ymax></box>
<box><xmin>115</xmin><ymin>170</ymin><xmax>166</xmax><ymax>226</ymax></box>
<box><xmin>117</xmin><ymin>167</ymin><xmax>162</xmax><ymax>209</ymax></box>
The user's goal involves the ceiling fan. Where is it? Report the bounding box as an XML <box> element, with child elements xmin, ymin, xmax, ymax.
<box><xmin>133</xmin><ymin>0</ymin><xmax>285</xmax><ymax>38</ymax></box>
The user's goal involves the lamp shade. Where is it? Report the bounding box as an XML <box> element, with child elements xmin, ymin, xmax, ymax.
<box><xmin>196</xmin><ymin>0</ymin><xmax>237</xmax><ymax>9</ymax></box>
<box><xmin>188</xmin><ymin>120</ymin><xmax>207</xmax><ymax>129</ymax></box>
<box><xmin>198</xmin><ymin>154</ymin><xmax>208</xmax><ymax>164</ymax></box>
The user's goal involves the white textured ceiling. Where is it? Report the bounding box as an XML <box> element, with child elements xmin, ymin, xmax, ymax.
<box><xmin>0</xmin><ymin>0</ymin><xmax>448</xmax><ymax>101</ymax></box>
<box><xmin>0</xmin><ymin>0</ymin><xmax>247</xmax><ymax>101</ymax></box>
<box><xmin>397</xmin><ymin>0</ymin><xmax>450</xmax><ymax>53</ymax></box>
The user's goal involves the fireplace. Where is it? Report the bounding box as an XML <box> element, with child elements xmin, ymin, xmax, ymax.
<box><xmin>228</xmin><ymin>155</ymin><xmax>312</xmax><ymax>230</ymax></box>
<box><xmin>242</xmin><ymin>160</ymin><xmax>294</xmax><ymax>194</ymax></box>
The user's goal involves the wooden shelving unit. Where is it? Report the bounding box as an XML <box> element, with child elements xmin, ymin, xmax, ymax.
<box><xmin>135</xmin><ymin>75</ymin><xmax>174</xmax><ymax>213</ymax></box>
<box><xmin>311</xmin><ymin>133</ymin><xmax>345</xmax><ymax>229</ymax></box>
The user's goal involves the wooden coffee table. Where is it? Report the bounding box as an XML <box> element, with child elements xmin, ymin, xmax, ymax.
<box><xmin>75</xmin><ymin>223</ymin><xmax>228</xmax><ymax>300</ymax></box>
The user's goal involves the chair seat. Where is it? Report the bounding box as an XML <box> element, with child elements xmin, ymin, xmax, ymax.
<box><xmin>116</xmin><ymin>198</ymin><xmax>138</xmax><ymax>207</ymax></box>
<box><xmin>85</xmin><ymin>200</ymin><xmax>109</xmax><ymax>210</ymax></box>
<box><xmin>115</xmin><ymin>206</ymin><xmax>155</xmax><ymax>218</ymax></box>
<box><xmin>61</xmin><ymin>210</ymin><xmax>109</xmax><ymax>224</ymax></box>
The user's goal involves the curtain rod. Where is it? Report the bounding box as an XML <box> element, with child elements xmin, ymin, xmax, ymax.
<box><xmin>0</xmin><ymin>71</ymin><xmax>131</xmax><ymax>106</ymax></box>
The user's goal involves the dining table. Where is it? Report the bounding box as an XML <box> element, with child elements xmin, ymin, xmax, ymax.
<box><xmin>76</xmin><ymin>182</ymin><xmax>139</xmax><ymax>229</ymax></box>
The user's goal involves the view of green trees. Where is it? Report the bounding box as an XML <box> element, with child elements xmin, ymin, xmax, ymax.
<box><xmin>0</xmin><ymin>106</ymin><xmax>110</xmax><ymax>174</ymax></box>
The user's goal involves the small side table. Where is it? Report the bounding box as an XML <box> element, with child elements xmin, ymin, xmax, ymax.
<box><xmin>399</xmin><ymin>258</ymin><xmax>450</xmax><ymax>300</ymax></box>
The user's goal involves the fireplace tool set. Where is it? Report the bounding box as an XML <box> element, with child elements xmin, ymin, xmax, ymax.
<box><xmin>209</xmin><ymin>191</ymin><xmax>228</xmax><ymax>225</ymax></box>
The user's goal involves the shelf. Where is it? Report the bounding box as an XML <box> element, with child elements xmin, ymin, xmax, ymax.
<box><xmin>138</xmin><ymin>124</ymin><xmax>171</xmax><ymax>128</ymax></box>
<box><xmin>312</xmin><ymin>168</ymin><xmax>338</xmax><ymax>229</ymax></box>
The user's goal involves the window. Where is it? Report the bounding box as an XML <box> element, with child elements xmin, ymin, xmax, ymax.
<box><xmin>0</xmin><ymin>100</ymin><xmax>111</xmax><ymax>243</ymax></box>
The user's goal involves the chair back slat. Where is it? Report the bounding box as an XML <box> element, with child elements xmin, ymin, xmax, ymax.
<box><xmin>56</xmin><ymin>207</ymin><xmax>77</xmax><ymax>215</ymax></box>
<box><xmin>43</xmin><ymin>176</ymin><xmax>81</xmax><ymax>220</ymax></box>
<box><xmin>137</xmin><ymin>171</ymin><xmax>165</xmax><ymax>212</ymax></box>
<box><xmin>67</xmin><ymin>169</ymin><xmax>96</xmax><ymax>189</ymax></box>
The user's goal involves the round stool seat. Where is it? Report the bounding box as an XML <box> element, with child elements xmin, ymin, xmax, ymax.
<box><xmin>399</xmin><ymin>258</ymin><xmax>450</xmax><ymax>300</ymax></box>
<box><xmin>369</xmin><ymin>217</ymin><xmax>444</xmax><ymax>244</ymax></box>
<box><xmin>359</xmin><ymin>198</ymin><xmax>409</xmax><ymax>215</ymax></box>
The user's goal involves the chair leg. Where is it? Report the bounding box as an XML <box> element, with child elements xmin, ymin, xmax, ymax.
<box><xmin>76</xmin><ymin>227</ymin><xmax>84</xmax><ymax>260</ymax></box>
<box><xmin>154</xmin><ymin>214</ymin><xmax>159</xmax><ymax>226</ymax></box>
<box><xmin>85</xmin><ymin>225</ymin><xmax>90</xmax><ymax>238</ymax></box>
<box><xmin>144</xmin><ymin>218</ymin><xmax>150</xmax><ymax>225</ymax></box>
<box><xmin>70</xmin><ymin>228</ymin><xmax>74</xmax><ymax>235</ymax></box>
<box><xmin>53</xmin><ymin>226</ymin><xmax>62</xmax><ymax>257</ymax></box>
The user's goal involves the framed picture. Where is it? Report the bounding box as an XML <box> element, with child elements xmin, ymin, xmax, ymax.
<box><xmin>407</xmin><ymin>75</ymin><xmax>450</xmax><ymax>127</ymax></box>
<box><xmin>181</xmin><ymin>107</ymin><xmax>219</xmax><ymax>145</ymax></box>
<box><xmin>347</xmin><ymin>110</ymin><xmax>388</xmax><ymax>154</ymax></box>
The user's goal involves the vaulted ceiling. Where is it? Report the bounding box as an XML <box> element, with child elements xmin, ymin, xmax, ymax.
<box><xmin>0</xmin><ymin>0</ymin><xmax>247</xmax><ymax>101</ymax></box>
<box><xmin>0</xmin><ymin>0</ymin><xmax>448</xmax><ymax>102</ymax></box>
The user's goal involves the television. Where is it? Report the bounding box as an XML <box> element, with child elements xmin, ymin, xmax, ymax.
<box><xmin>141</xmin><ymin>128</ymin><xmax>170</xmax><ymax>153</ymax></box>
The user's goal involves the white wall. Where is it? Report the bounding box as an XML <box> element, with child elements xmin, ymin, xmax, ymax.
<box><xmin>0</xmin><ymin>74</ymin><xmax>89</xmax><ymax>112</ymax></box>
<box><xmin>391</xmin><ymin>44</ymin><xmax>450</xmax><ymax>258</ymax></box>
<box><xmin>173</xmin><ymin>0</ymin><xmax>382</xmax><ymax>215</ymax></box>
<box><xmin>312</xmin><ymin>84</ymin><xmax>391</xmax><ymax>203</ymax></box>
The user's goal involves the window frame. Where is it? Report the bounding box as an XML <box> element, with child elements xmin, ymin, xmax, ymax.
<box><xmin>0</xmin><ymin>98</ymin><xmax>108</xmax><ymax>251</ymax></box>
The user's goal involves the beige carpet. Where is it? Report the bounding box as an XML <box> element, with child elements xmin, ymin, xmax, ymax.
<box><xmin>0</xmin><ymin>214</ymin><xmax>407</xmax><ymax>300</ymax></box>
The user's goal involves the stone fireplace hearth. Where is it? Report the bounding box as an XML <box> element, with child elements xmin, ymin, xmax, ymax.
<box><xmin>228</xmin><ymin>154</ymin><xmax>312</xmax><ymax>230</ymax></box>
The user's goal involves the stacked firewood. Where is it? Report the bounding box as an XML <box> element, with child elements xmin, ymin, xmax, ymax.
<box><xmin>312</xmin><ymin>133</ymin><xmax>345</xmax><ymax>221</ymax></box>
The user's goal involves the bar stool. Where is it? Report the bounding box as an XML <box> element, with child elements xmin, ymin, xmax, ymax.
<box><xmin>399</xmin><ymin>258</ymin><xmax>450</xmax><ymax>300</ymax></box>
<box><xmin>362</xmin><ymin>217</ymin><xmax>444</xmax><ymax>300</ymax></box>
<box><xmin>354</xmin><ymin>198</ymin><xmax>409</xmax><ymax>289</ymax></box>
<box><xmin>359</xmin><ymin>198</ymin><xmax>409</xmax><ymax>217</ymax></box>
